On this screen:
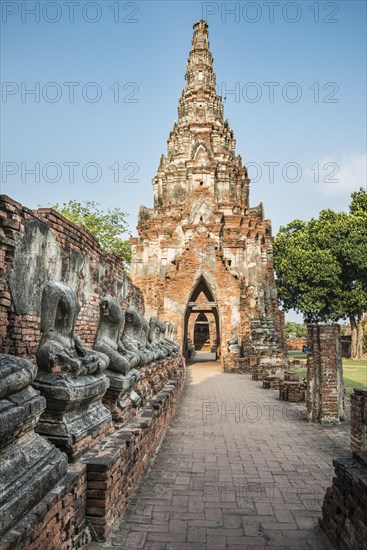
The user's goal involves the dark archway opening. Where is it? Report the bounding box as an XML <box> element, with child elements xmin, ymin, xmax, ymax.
<box><xmin>194</xmin><ymin>312</ymin><xmax>210</xmax><ymax>350</ymax></box>
<box><xmin>183</xmin><ymin>276</ymin><xmax>220</xmax><ymax>362</ymax></box>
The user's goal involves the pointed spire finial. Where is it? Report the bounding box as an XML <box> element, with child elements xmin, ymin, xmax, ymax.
<box><xmin>177</xmin><ymin>20</ymin><xmax>224</xmax><ymax>124</ymax></box>
<box><xmin>185</xmin><ymin>19</ymin><xmax>215</xmax><ymax>93</ymax></box>
<box><xmin>192</xmin><ymin>19</ymin><xmax>209</xmax><ymax>49</ymax></box>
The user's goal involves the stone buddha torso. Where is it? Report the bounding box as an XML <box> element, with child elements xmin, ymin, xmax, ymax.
<box><xmin>164</xmin><ymin>321</ymin><xmax>180</xmax><ymax>352</ymax></box>
<box><xmin>94</xmin><ymin>296</ymin><xmax>140</xmax><ymax>374</ymax></box>
<box><xmin>36</xmin><ymin>281</ymin><xmax>109</xmax><ymax>377</ymax></box>
<box><xmin>148</xmin><ymin>317</ymin><xmax>166</xmax><ymax>360</ymax></box>
<box><xmin>121</xmin><ymin>305</ymin><xmax>152</xmax><ymax>365</ymax></box>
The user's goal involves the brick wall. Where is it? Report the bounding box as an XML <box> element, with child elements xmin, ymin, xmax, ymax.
<box><xmin>83</xmin><ymin>356</ymin><xmax>185</xmax><ymax>540</ymax></box>
<box><xmin>320</xmin><ymin>451</ymin><xmax>367</xmax><ymax>550</ymax></box>
<box><xmin>279</xmin><ymin>380</ymin><xmax>306</xmax><ymax>402</ymax></box>
<box><xmin>0</xmin><ymin>194</ymin><xmax>186</xmax><ymax>548</ymax></box>
<box><xmin>286</xmin><ymin>337</ymin><xmax>306</xmax><ymax>351</ymax></box>
<box><xmin>0</xmin><ymin>355</ymin><xmax>185</xmax><ymax>548</ymax></box>
<box><xmin>350</xmin><ymin>388</ymin><xmax>367</xmax><ymax>451</ymax></box>
<box><xmin>0</xmin><ymin>464</ymin><xmax>86</xmax><ymax>550</ymax></box>
<box><xmin>321</xmin><ymin>389</ymin><xmax>367</xmax><ymax>548</ymax></box>
<box><xmin>306</xmin><ymin>324</ymin><xmax>344</xmax><ymax>423</ymax></box>
<box><xmin>0</xmin><ymin>195</ymin><xmax>143</xmax><ymax>359</ymax></box>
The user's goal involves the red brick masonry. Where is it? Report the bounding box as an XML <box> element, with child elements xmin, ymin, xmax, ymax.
<box><xmin>0</xmin><ymin>194</ymin><xmax>143</xmax><ymax>359</ymax></box>
<box><xmin>0</xmin><ymin>356</ymin><xmax>185</xmax><ymax>548</ymax></box>
<box><xmin>286</xmin><ymin>337</ymin><xmax>306</xmax><ymax>351</ymax></box>
<box><xmin>307</xmin><ymin>324</ymin><xmax>344</xmax><ymax>422</ymax></box>
<box><xmin>350</xmin><ymin>388</ymin><xmax>367</xmax><ymax>451</ymax></box>
<box><xmin>320</xmin><ymin>451</ymin><xmax>367</xmax><ymax>550</ymax></box>
<box><xmin>279</xmin><ymin>380</ymin><xmax>306</xmax><ymax>403</ymax></box>
<box><xmin>262</xmin><ymin>375</ymin><xmax>282</xmax><ymax>390</ymax></box>
<box><xmin>0</xmin><ymin>464</ymin><xmax>86</xmax><ymax>550</ymax></box>
<box><xmin>83</xmin><ymin>360</ymin><xmax>185</xmax><ymax>541</ymax></box>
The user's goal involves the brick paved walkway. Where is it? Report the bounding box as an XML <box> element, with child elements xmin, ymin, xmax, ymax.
<box><xmin>85</xmin><ymin>360</ymin><xmax>350</xmax><ymax>550</ymax></box>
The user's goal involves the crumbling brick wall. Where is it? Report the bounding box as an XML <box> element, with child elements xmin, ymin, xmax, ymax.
<box><xmin>320</xmin><ymin>451</ymin><xmax>367</xmax><ymax>550</ymax></box>
<box><xmin>0</xmin><ymin>195</ymin><xmax>187</xmax><ymax>550</ymax></box>
<box><xmin>0</xmin><ymin>195</ymin><xmax>142</xmax><ymax>359</ymax></box>
<box><xmin>350</xmin><ymin>388</ymin><xmax>367</xmax><ymax>451</ymax></box>
<box><xmin>306</xmin><ymin>324</ymin><xmax>344</xmax><ymax>423</ymax></box>
<box><xmin>82</xmin><ymin>357</ymin><xmax>185</xmax><ymax>541</ymax></box>
<box><xmin>0</xmin><ymin>464</ymin><xmax>87</xmax><ymax>550</ymax></box>
<box><xmin>0</xmin><ymin>357</ymin><xmax>186</xmax><ymax>549</ymax></box>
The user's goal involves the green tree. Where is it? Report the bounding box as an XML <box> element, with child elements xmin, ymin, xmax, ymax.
<box><xmin>52</xmin><ymin>200</ymin><xmax>132</xmax><ymax>264</ymax></box>
<box><xmin>274</xmin><ymin>189</ymin><xmax>367</xmax><ymax>360</ymax></box>
<box><xmin>285</xmin><ymin>322</ymin><xmax>307</xmax><ymax>339</ymax></box>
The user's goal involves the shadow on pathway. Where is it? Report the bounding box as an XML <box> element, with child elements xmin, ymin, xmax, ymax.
<box><xmin>84</xmin><ymin>360</ymin><xmax>349</xmax><ymax>549</ymax></box>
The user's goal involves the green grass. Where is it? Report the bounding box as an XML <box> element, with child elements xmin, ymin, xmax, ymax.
<box><xmin>288</xmin><ymin>351</ymin><xmax>366</xmax><ymax>367</ymax></box>
<box><xmin>288</xmin><ymin>362</ymin><xmax>367</xmax><ymax>399</ymax></box>
<box><xmin>343</xmin><ymin>366</ymin><xmax>367</xmax><ymax>398</ymax></box>
<box><xmin>343</xmin><ymin>360</ymin><xmax>367</xmax><ymax>367</ymax></box>
<box><xmin>290</xmin><ymin>368</ymin><xmax>307</xmax><ymax>378</ymax></box>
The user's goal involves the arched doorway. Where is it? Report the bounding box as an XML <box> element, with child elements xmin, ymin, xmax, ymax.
<box><xmin>183</xmin><ymin>276</ymin><xmax>220</xmax><ymax>361</ymax></box>
<box><xmin>194</xmin><ymin>312</ymin><xmax>210</xmax><ymax>350</ymax></box>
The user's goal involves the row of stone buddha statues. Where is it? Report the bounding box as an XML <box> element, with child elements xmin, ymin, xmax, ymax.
<box><xmin>36</xmin><ymin>281</ymin><xmax>180</xmax><ymax>379</ymax></box>
<box><xmin>0</xmin><ymin>281</ymin><xmax>182</xmax><ymax>536</ymax></box>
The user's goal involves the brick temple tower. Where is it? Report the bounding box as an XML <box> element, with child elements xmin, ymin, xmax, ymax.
<box><xmin>131</xmin><ymin>20</ymin><xmax>286</xmax><ymax>371</ymax></box>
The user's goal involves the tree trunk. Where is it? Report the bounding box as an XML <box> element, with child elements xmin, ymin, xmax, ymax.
<box><xmin>350</xmin><ymin>314</ymin><xmax>364</xmax><ymax>360</ymax></box>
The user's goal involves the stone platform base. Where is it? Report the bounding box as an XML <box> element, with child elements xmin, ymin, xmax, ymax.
<box><xmin>320</xmin><ymin>451</ymin><xmax>367</xmax><ymax>550</ymax></box>
<box><xmin>279</xmin><ymin>380</ymin><xmax>306</xmax><ymax>402</ymax></box>
<box><xmin>252</xmin><ymin>365</ymin><xmax>284</xmax><ymax>381</ymax></box>
<box><xmin>262</xmin><ymin>375</ymin><xmax>283</xmax><ymax>390</ymax></box>
<box><xmin>0</xmin><ymin>356</ymin><xmax>186</xmax><ymax>548</ymax></box>
<box><xmin>0</xmin><ymin>463</ymin><xmax>87</xmax><ymax>550</ymax></box>
<box><xmin>222</xmin><ymin>356</ymin><xmax>254</xmax><ymax>374</ymax></box>
<box><xmin>223</xmin><ymin>352</ymin><xmax>286</xmax><ymax>377</ymax></box>
<box><xmin>33</xmin><ymin>372</ymin><xmax>113</xmax><ymax>462</ymax></box>
<box><xmin>110</xmin><ymin>357</ymin><xmax>179</xmax><ymax>426</ymax></box>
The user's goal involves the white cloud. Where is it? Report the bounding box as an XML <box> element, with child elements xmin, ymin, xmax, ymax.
<box><xmin>314</xmin><ymin>151</ymin><xmax>367</xmax><ymax>196</ymax></box>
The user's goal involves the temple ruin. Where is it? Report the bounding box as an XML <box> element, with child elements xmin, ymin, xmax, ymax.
<box><xmin>0</xmin><ymin>18</ymin><xmax>365</xmax><ymax>550</ymax></box>
<box><xmin>131</xmin><ymin>20</ymin><xmax>286</xmax><ymax>371</ymax></box>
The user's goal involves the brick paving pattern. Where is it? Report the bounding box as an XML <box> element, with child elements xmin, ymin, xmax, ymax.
<box><xmin>85</xmin><ymin>359</ymin><xmax>350</xmax><ymax>549</ymax></box>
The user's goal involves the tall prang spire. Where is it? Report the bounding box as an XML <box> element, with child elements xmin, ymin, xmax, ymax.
<box><xmin>151</xmin><ymin>19</ymin><xmax>248</xmax><ymax>210</ymax></box>
<box><xmin>132</xmin><ymin>19</ymin><xmax>286</xmax><ymax>377</ymax></box>
<box><xmin>185</xmin><ymin>20</ymin><xmax>216</xmax><ymax>93</ymax></box>
<box><xmin>178</xmin><ymin>20</ymin><xmax>224</xmax><ymax>124</ymax></box>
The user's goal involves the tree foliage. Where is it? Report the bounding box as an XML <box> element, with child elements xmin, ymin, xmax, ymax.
<box><xmin>52</xmin><ymin>200</ymin><xmax>132</xmax><ymax>264</ymax></box>
<box><xmin>285</xmin><ymin>322</ymin><xmax>307</xmax><ymax>339</ymax></box>
<box><xmin>274</xmin><ymin>188</ymin><xmax>367</xmax><ymax>359</ymax></box>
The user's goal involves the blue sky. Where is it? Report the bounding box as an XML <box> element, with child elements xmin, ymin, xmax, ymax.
<box><xmin>1</xmin><ymin>0</ymin><xmax>366</xmax><ymax>321</ymax></box>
